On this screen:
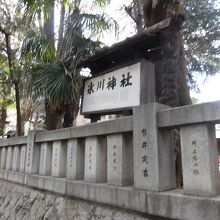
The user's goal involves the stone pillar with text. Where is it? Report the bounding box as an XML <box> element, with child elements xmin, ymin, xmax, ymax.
<box><xmin>107</xmin><ymin>133</ymin><xmax>133</xmax><ymax>185</ymax></box>
<box><xmin>6</xmin><ymin>147</ymin><xmax>13</xmax><ymax>171</ymax></box>
<box><xmin>66</xmin><ymin>139</ymin><xmax>85</xmax><ymax>180</ymax></box>
<box><xmin>51</xmin><ymin>140</ymin><xmax>67</xmax><ymax>177</ymax></box>
<box><xmin>25</xmin><ymin>130</ymin><xmax>42</xmax><ymax>174</ymax></box>
<box><xmin>19</xmin><ymin>145</ymin><xmax>26</xmax><ymax>172</ymax></box>
<box><xmin>85</xmin><ymin>136</ymin><xmax>107</xmax><ymax>183</ymax></box>
<box><xmin>12</xmin><ymin>146</ymin><xmax>21</xmax><ymax>172</ymax></box>
<box><xmin>0</xmin><ymin>148</ymin><xmax>7</xmax><ymax>169</ymax></box>
<box><xmin>39</xmin><ymin>142</ymin><xmax>53</xmax><ymax>176</ymax></box>
<box><xmin>180</xmin><ymin>124</ymin><xmax>220</xmax><ymax>196</ymax></box>
<box><xmin>133</xmin><ymin>103</ymin><xmax>176</xmax><ymax>191</ymax></box>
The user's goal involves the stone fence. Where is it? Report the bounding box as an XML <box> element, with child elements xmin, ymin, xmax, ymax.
<box><xmin>0</xmin><ymin>102</ymin><xmax>220</xmax><ymax>220</ymax></box>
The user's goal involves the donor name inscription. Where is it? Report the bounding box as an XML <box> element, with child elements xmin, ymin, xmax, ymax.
<box><xmin>82</xmin><ymin>62</ymin><xmax>141</xmax><ymax>114</ymax></box>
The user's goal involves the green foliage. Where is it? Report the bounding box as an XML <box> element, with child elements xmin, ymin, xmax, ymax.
<box><xmin>28</xmin><ymin>62</ymin><xmax>81</xmax><ymax>109</ymax></box>
<box><xmin>93</xmin><ymin>0</ymin><xmax>111</xmax><ymax>7</ymax></box>
<box><xmin>182</xmin><ymin>0</ymin><xmax>220</xmax><ymax>87</ymax></box>
<box><xmin>20</xmin><ymin>0</ymin><xmax>54</xmax><ymax>21</ymax></box>
<box><xmin>21</xmin><ymin>31</ymin><xmax>55</xmax><ymax>63</ymax></box>
<box><xmin>20</xmin><ymin>0</ymin><xmax>117</xmax><ymax>115</ymax></box>
<box><xmin>66</xmin><ymin>12</ymin><xmax>118</xmax><ymax>37</ymax></box>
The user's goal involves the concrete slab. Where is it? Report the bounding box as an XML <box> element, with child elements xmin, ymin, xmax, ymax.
<box><xmin>7</xmin><ymin>171</ymin><xmax>25</xmax><ymax>184</ymax></box>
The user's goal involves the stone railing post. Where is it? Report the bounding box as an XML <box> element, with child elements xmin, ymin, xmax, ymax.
<box><xmin>0</xmin><ymin>148</ymin><xmax>7</xmax><ymax>170</ymax></box>
<box><xmin>84</xmin><ymin>136</ymin><xmax>107</xmax><ymax>183</ymax></box>
<box><xmin>25</xmin><ymin>130</ymin><xmax>42</xmax><ymax>174</ymax></box>
<box><xmin>66</xmin><ymin>139</ymin><xmax>85</xmax><ymax>180</ymax></box>
<box><xmin>6</xmin><ymin>147</ymin><xmax>13</xmax><ymax>171</ymax></box>
<box><xmin>12</xmin><ymin>146</ymin><xmax>21</xmax><ymax>172</ymax></box>
<box><xmin>39</xmin><ymin>142</ymin><xmax>53</xmax><ymax>176</ymax></box>
<box><xmin>19</xmin><ymin>145</ymin><xmax>26</xmax><ymax>173</ymax></box>
<box><xmin>107</xmin><ymin>133</ymin><xmax>133</xmax><ymax>186</ymax></box>
<box><xmin>51</xmin><ymin>140</ymin><xmax>67</xmax><ymax>177</ymax></box>
<box><xmin>133</xmin><ymin>103</ymin><xmax>176</xmax><ymax>191</ymax></box>
<box><xmin>180</xmin><ymin>124</ymin><xmax>220</xmax><ymax>196</ymax></box>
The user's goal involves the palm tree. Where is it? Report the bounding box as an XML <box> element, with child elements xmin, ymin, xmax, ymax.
<box><xmin>20</xmin><ymin>0</ymin><xmax>118</xmax><ymax>130</ymax></box>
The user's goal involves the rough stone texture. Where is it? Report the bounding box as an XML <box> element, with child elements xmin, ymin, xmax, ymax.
<box><xmin>0</xmin><ymin>180</ymin><xmax>163</xmax><ymax>220</ymax></box>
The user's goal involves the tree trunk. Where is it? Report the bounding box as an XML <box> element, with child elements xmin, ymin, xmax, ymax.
<box><xmin>3</xmin><ymin>29</ymin><xmax>23</xmax><ymax>136</ymax></box>
<box><xmin>133</xmin><ymin>0</ymin><xmax>144</xmax><ymax>33</ymax></box>
<box><xmin>45</xmin><ymin>98</ymin><xmax>62</xmax><ymax>130</ymax></box>
<box><xmin>178</xmin><ymin>32</ymin><xmax>192</xmax><ymax>106</ymax></box>
<box><xmin>57</xmin><ymin>3</ymin><xmax>65</xmax><ymax>58</ymax></box>
<box><xmin>43</xmin><ymin>0</ymin><xmax>64</xmax><ymax>130</ymax></box>
<box><xmin>0</xmin><ymin>105</ymin><xmax>7</xmax><ymax>137</ymax></box>
<box><xmin>43</xmin><ymin>0</ymin><xmax>55</xmax><ymax>48</ymax></box>
<box><xmin>15</xmin><ymin>81</ymin><xmax>23</xmax><ymax>136</ymax></box>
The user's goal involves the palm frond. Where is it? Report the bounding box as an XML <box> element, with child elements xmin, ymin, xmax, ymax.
<box><xmin>61</xmin><ymin>34</ymin><xmax>103</xmax><ymax>70</ymax></box>
<box><xmin>66</xmin><ymin>12</ymin><xmax>118</xmax><ymax>37</ymax></box>
<box><xmin>21</xmin><ymin>31</ymin><xmax>55</xmax><ymax>63</ymax></box>
<box><xmin>28</xmin><ymin>62</ymin><xmax>82</xmax><ymax>109</ymax></box>
<box><xmin>19</xmin><ymin>0</ymin><xmax>54</xmax><ymax>22</ymax></box>
<box><xmin>93</xmin><ymin>0</ymin><xmax>111</xmax><ymax>7</ymax></box>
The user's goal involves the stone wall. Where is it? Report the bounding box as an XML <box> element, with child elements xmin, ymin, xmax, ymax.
<box><xmin>0</xmin><ymin>180</ymin><xmax>168</xmax><ymax>220</ymax></box>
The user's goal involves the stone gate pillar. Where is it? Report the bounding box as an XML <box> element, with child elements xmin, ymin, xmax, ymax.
<box><xmin>133</xmin><ymin>103</ymin><xmax>176</xmax><ymax>191</ymax></box>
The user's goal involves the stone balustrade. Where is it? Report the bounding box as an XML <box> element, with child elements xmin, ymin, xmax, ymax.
<box><xmin>0</xmin><ymin>102</ymin><xmax>219</xmax><ymax>220</ymax></box>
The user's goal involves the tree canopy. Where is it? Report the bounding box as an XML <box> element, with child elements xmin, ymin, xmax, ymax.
<box><xmin>182</xmin><ymin>0</ymin><xmax>220</xmax><ymax>89</ymax></box>
<box><xmin>123</xmin><ymin>0</ymin><xmax>220</xmax><ymax>89</ymax></box>
<box><xmin>0</xmin><ymin>0</ymin><xmax>219</xmax><ymax>135</ymax></box>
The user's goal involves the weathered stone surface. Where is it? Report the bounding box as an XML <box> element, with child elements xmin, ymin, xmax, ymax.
<box><xmin>180</xmin><ymin>124</ymin><xmax>220</xmax><ymax>196</ymax></box>
<box><xmin>25</xmin><ymin>131</ymin><xmax>42</xmax><ymax>174</ymax></box>
<box><xmin>12</xmin><ymin>146</ymin><xmax>21</xmax><ymax>172</ymax></box>
<box><xmin>133</xmin><ymin>104</ymin><xmax>176</xmax><ymax>191</ymax></box>
<box><xmin>0</xmin><ymin>180</ymin><xmax>160</xmax><ymax>220</ymax></box>
<box><xmin>19</xmin><ymin>145</ymin><xmax>26</xmax><ymax>172</ymax></box>
<box><xmin>85</xmin><ymin>136</ymin><xmax>107</xmax><ymax>183</ymax></box>
<box><xmin>51</xmin><ymin>140</ymin><xmax>67</xmax><ymax>177</ymax></box>
<box><xmin>39</xmin><ymin>142</ymin><xmax>52</xmax><ymax>176</ymax></box>
<box><xmin>0</xmin><ymin>148</ymin><xmax>6</xmax><ymax>169</ymax></box>
<box><xmin>107</xmin><ymin>133</ymin><xmax>133</xmax><ymax>186</ymax></box>
<box><xmin>5</xmin><ymin>147</ymin><xmax>13</xmax><ymax>171</ymax></box>
<box><xmin>66</xmin><ymin>139</ymin><xmax>85</xmax><ymax>180</ymax></box>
